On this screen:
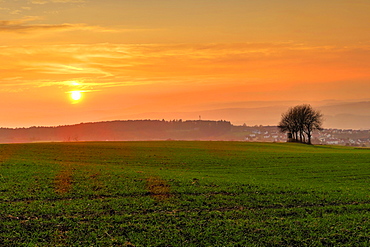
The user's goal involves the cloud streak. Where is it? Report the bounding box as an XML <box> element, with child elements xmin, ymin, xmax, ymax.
<box><xmin>0</xmin><ymin>17</ymin><xmax>119</xmax><ymax>33</ymax></box>
<box><xmin>29</xmin><ymin>0</ymin><xmax>86</xmax><ymax>4</ymax></box>
<box><xmin>0</xmin><ymin>42</ymin><xmax>369</xmax><ymax>101</ymax></box>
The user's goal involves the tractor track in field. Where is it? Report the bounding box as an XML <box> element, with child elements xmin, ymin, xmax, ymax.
<box><xmin>146</xmin><ymin>176</ymin><xmax>172</xmax><ymax>201</ymax></box>
<box><xmin>54</xmin><ymin>167</ymin><xmax>74</xmax><ymax>195</ymax></box>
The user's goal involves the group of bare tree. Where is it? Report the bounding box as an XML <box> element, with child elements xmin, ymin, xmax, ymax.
<box><xmin>278</xmin><ymin>104</ymin><xmax>323</xmax><ymax>144</ymax></box>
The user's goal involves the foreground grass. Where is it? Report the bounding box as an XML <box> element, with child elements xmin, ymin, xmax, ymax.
<box><xmin>0</xmin><ymin>141</ymin><xmax>369</xmax><ymax>246</ymax></box>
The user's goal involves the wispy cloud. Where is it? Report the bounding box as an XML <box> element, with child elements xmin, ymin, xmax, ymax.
<box><xmin>0</xmin><ymin>16</ymin><xmax>118</xmax><ymax>33</ymax></box>
<box><xmin>0</xmin><ymin>43</ymin><xmax>369</xmax><ymax>98</ymax></box>
<box><xmin>29</xmin><ymin>0</ymin><xmax>86</xmax><ymax>4</ymax></box>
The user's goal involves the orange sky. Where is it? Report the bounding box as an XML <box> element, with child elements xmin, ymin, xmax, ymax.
<box><xmin>1</xmin><ymin>0</ymin><xmax>369</xmax><ymax>128</ymax></box>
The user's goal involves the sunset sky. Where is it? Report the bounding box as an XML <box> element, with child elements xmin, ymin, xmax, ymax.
<box><xmin>1</xmin><ymin>0</ymin><xmax>369</xmax><ymax>128</ymax></box>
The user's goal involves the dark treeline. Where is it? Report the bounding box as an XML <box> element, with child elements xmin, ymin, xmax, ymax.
<box><xmin>0</xmin><ymin>120</ymin><xmax>233</xmax><ymax>143</ymax></box>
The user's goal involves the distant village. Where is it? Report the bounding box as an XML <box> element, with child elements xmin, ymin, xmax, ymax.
<box><xmin>0</xmin><ymin>120</ymin><xmax>369</xmax><ymax>147</ymax></box>
<box><xmin>242</xmin><ymin>126</ymin><xmax>370</xmax><ymax>147</ymax></box>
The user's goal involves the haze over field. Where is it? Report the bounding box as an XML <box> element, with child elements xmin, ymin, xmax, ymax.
<box><xmin>0</xmin><ymin>1</ymin><xmax>369</xmax><ymax>129</ymax></box>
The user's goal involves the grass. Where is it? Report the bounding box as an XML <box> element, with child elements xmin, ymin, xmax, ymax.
<box><xmin>0</xmin><ymin>141</ymin><xmax>369</xmax><ymax>246</ymax></box>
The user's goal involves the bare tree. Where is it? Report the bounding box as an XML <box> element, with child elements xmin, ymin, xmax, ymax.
<box><xmin>278</xmin><ymin>104</ymin><xmax>323</xmax><ymax>144</ymax></box>
<box><xmin>278</xmin><ymin>109</ymin><xmax>298</xmax><ymax>141</ymax></box>
<box><xmin>301</xmin><ymin>105</ymin><xmax>324</xmax><ymax>144</ymax></box>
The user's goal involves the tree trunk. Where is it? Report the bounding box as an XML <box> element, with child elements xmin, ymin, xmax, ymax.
<box><xmin>307</xmin><ymin>132</ymin><xmax>312</xmax><ymax>144</ymax></box>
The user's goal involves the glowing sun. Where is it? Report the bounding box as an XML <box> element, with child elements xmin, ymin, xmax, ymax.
<box><xmin>70</xmin><ymin>91</ymin><xmax>82</xmax><ymax>102</ymax></box>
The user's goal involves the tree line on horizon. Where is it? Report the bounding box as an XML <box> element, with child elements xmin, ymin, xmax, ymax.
<box><xmin>0</xmin><ymin>120</ymin><xmax>234</xmax><ymax>143</ymax></box>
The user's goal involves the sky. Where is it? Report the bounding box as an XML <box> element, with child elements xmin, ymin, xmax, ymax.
<box><xmin>0</xmin><ymin>0</ymin><xmax>369</xmax><ymax>128</ymax></box>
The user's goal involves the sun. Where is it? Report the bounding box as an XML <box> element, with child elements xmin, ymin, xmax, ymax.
<box><xmin>70</xmin><ymin>91</ymin><xmax>82</xmax><ymax>102</ymax></box>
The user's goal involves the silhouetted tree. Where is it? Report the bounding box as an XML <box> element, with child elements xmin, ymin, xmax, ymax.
<box><xmin>278</xmin><ymin>104</ymin><xmax>323</xmax><ymax>144</ymax></box>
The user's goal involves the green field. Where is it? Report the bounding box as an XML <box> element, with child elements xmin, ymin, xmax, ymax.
<box><xmin>0</xmin><ymin>141</ymin><xmax>369</xmax><ymax>246</ymax></box>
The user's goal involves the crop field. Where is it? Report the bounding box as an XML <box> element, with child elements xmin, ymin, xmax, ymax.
<box><xmin>0</xmin><ymin>141</ymin><xmax>369</xmax><ymax>246</ymax></box>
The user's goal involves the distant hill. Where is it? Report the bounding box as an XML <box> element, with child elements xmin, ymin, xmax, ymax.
<box><xmin>109</xmin><ymin>105</ymin><xmax>291</xmax><ymax>127</ymax></box>
<box><xmin>0</xmin><ymin>120</ymin><xmax>234</xmax><ymax>143</ymax></box>
<box><xmin>317</xmin><ymin>101</ymin><xmax>370</xmax><ymax>129</ymax></box>
<box><xmin>111</xmin><ymin>101</ymin><xmax>370</xmax><ymax>129</ymax></box>
<box><xmin>1</xmin><ymin>119</ymin><xmax>369</xmax><ymax>146</ymax></box>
